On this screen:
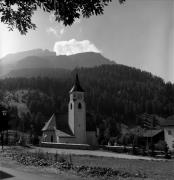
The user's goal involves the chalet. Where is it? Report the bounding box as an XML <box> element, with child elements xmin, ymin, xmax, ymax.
<box><xmin>142</xmin><ymin>129</ymin><xmax>164</xmax><ymax>148</ymax></box>
<box><xmin>41</xmin><ymin>74</ymin><xmax>98</xmax><ymax>146</ymax></box>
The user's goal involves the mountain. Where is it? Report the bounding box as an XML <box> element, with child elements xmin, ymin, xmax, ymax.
<box><xmin>0</xmin><ymin>49</ymin><xmax>56</xmax><ymax>65</ymax></box>
<box><xmin>4</xmin><ymin>68</ymin><xmax>70</xmax><ymax>79</ymax></box>
<box><xmin>15</xmin><ymin>52</ymin><xmax>113</xmax><ymax>69</ymax></box>
<box><xmin>0</xmin><ymin>50</ymin><xmax>114</xmax><ymax>77</ymax></box>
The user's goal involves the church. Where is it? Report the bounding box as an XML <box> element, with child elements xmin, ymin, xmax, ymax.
<box><xmin>41</xmin><ymin>74</ymin><xmax>98</xmax><ymax>146</ymax></box>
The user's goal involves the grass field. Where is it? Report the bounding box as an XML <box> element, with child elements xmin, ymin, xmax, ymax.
<box><xmin>1</xmin><ymin>146</ymin><xmax>174</xmax><ymax>179</ymax></box>
<box><xmin>31</xmin><ymin>147</ymin><xmax>174</xmax><ymax>179</ymax></box>
<box><xmin>70</xmin><ymin>155</ymin><xmax>174</xmax><ymax>180</ymax></box>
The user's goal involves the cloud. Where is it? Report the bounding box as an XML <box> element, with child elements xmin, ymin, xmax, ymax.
<box><xmin>53</xmin><ymin>39</ymin><xmax>100</xmax><ymax>55</ymax></box>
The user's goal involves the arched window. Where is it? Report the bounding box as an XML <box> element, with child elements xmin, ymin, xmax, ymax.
<box><xmin>51</xmin><ymin>135</ymin><xmax>53</xmax><ymax>142</ymax></box>
<box><xmin>78</xmin><ymin>102</ymin><xmax>82</xmax><ymax>109</ymax></box>
<box><xmin>70</xmin><ymin>103</ymin><xmax>72</xmax><ymax>109</ymax></box>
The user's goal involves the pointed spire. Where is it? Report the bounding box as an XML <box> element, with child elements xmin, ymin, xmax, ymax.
<box><xmin>69</xmin><ymin>73</ymin><xmax>84</xmax><ymax>93</ymax></box>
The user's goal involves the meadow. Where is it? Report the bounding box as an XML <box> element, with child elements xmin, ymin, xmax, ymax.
<box><xmin>2</xmin><ymin>146</ymin><xmax>174</xmax><ymax>180</ymax></box>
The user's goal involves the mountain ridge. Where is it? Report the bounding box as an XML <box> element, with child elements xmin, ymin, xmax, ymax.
<box><xmin>0</xmin><ymin>50</ymin><xmax>114</xmax><ymax>77</ymax></box>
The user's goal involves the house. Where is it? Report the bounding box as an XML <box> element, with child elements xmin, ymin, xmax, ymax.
<box><xmin>142</xmin><ymin>129</ymin><xmax>164</xmax><ymax>148</ymax></box>
<box><xmin>162</xmin><ymin>115</ymin><xmax>174</xmax><ymax>151</ymax></box>
<box><xmin>41</xmin><ymin>74</ymin><xmax>98</xmax><ymax>146</ymax></box>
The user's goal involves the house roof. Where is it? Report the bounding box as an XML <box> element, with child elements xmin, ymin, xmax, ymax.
<box><xmin>42</xmin><ymin>112</ymin><xmax>96</xmax><ymax>135</ymax></box>
<box><xmin>143</xmin><ymin>129</ymin><xmax>163</xmax><ymax>138</ymax></box>
<box><xmin>42</xmin><ymin>113</ymin><xmax>73</xmax><ymax>135</ymax></box>
<box><xmin>42</xmin><ymin>114</ymin><xmax>56</xmax><ymax>131</ymax></box>
<box><xmin>69</xmin><ymin>74</ymin><xmax>84</xmax><ymax>93</ymax></box>
<box><xmin>161</xmin><ymin>115</ymin><xmax>174</xmax><ymax>126</ymax></box>
<box><xmin>54</xmin><ymin>113</ymin><xmax>73</xmax><ymax>135</ymax></box>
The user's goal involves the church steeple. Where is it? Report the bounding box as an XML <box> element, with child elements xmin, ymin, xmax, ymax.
<box><xmin>69</xmin><ymin>74</ymin><xmax>84</xmax><ymax>93</ymax></box>
<box><xmin>68</xmin><ymin>73</ymin><xmax>86</xmax><ymax>143</ymax></box>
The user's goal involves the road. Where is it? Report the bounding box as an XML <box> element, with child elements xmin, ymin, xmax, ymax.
<box><xmin>0</xmin><ymin>166</ymin><xmax>83</xmax><ymax>180</ymax></box>
<box><xmin>0</xmin><ymin>167</ymin><xmax>55</xmax><ymax>180</ymax></box>
<box><xmin>31</xmin><ymin>146</ymin><xmax>164</xmax><ymax>161</ymax></box>
<box><xmin>0</xmin><ymin>152</ymin><xmax>82</xmax><ymax>180</ymax></box>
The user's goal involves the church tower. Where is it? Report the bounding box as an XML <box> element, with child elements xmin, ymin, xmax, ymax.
<box><xmin>68</xmin><ymin>74</ymin><xmax>86</xmax><ymax>144</ymax></box>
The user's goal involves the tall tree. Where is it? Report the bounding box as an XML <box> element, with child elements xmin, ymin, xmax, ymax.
<box><xmin>0</xmin><ymin>0</ymin><xmax>125</xmax><ymax>34</ymax></box>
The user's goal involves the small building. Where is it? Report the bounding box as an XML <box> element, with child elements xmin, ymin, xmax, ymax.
<box><xmin>162</xmin><ymin>115</ymin><xmax>174</xmax><ymax>151</ymax></box>
<box><xmin>142</xmin><ymin>129</ymin><xmax>164</xmax><ymax>148</ymax></box>
<box><xmin>41</xmin><ymin>74</ymin><xmax>98</xmax><ymax>146</ymax></box>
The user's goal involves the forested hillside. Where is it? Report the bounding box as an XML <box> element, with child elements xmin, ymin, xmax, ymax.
<box><xmin>0</xmin><ymin>64</ymin><xmax>174</xmax><ymax>143</ymax></box>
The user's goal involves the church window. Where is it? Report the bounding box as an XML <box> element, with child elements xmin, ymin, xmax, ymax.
<box><xmin>70</xmin><ymin>103</ymin><xmax>72</xmax><ymax>109</ymax></box>
<box><xmin>51</xmin><ymin>135</ymin><xmax>53</xmax><ymax>142</ymax></box>
<box><xmin>78</xmin><ymin>102</ymin><xmax>82</xmax><ymax>109</ymax></box>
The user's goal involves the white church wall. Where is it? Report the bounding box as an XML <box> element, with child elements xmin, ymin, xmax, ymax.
<box><xmin>68</xmin><ymin>91</ymin><xmax>87</xmax><ymax>144</ymax></box>
<box><xmin>73</xmin><ymin>99</ymin><xmax>86</xmax><ymax>144</ymax></box>
<box><xmin>68</xmin><ymin>100</ymin><xmax>75</xmax><ymax>135</ymax></box>
<box><xmin>164</xmin><ymin>127</ymin><xmax>174</xmax><ymax>151</ymax></box>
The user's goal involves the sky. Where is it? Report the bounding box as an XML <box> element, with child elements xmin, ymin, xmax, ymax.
<box><xmin>0</xmin><ymin>0</ymin><xmax>174</xmax><ymax>82</ymax></box>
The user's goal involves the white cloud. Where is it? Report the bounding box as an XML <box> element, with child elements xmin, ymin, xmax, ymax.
<box><xmin>53</xmin><ymin>39</ymin><xmax>100</xmax><ymax>56</ymax></box>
